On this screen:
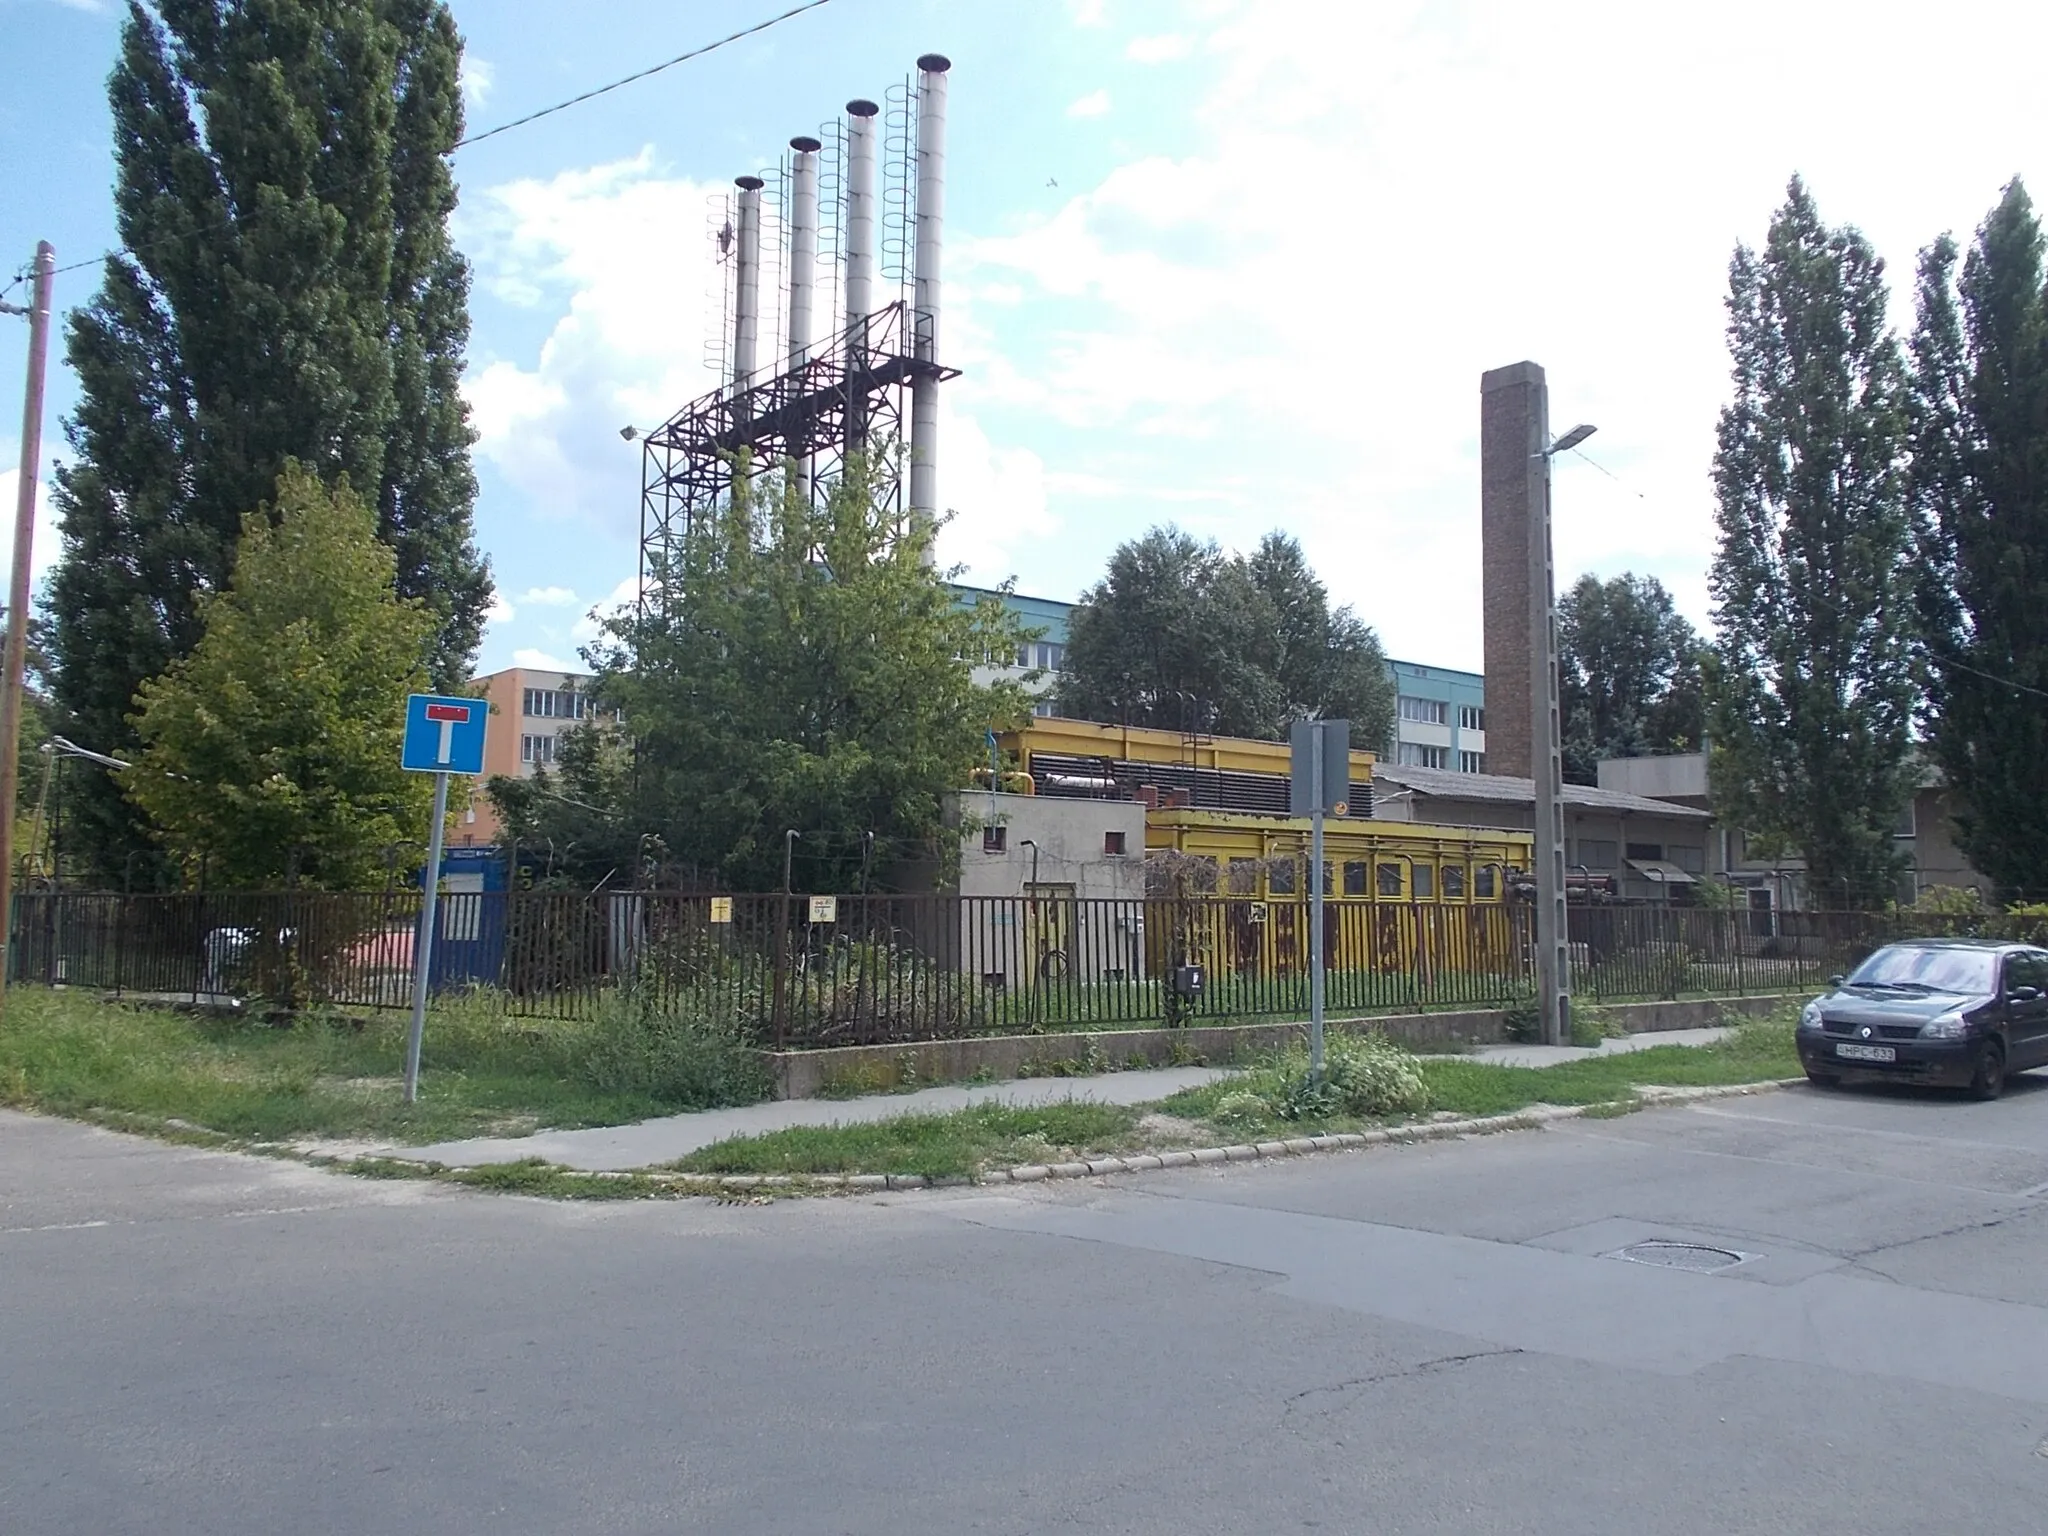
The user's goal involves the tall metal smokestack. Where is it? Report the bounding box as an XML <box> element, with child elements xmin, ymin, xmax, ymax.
<box><xmin>788</xmin><ymin>137</ymin><xmax>820</xmax><ymax>367</ymax></box>
<box><xmin>788</xmin><ymin>137</ymin><xmax>821</xmax><ymax>500</ymax></box>
<box><xmin>908</xmin><ymin>53</ymin><xmax>949</xmax><ymax>558</ymax></box>
<box><xmin>733</xmin><ymin>174</ymin><xmax>764</xmax><ymax>390</ymax></box>
<box><xmin>843</xmin><ymin>100</ymin><xmax>879</xmax><ymax>342</ymax></box>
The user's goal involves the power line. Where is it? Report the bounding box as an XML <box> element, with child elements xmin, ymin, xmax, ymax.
<box><xmin>452</xmin><ymin>0</ymin><xmax>835</xmax><ymax>152</ymax></box>
<box><xmin>13</xmin><ymin>0</ymin><xmax>839</xmax><ymax>289</ymax></box>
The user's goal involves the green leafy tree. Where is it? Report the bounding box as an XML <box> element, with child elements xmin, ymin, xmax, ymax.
<box><xmin>1243</xmin><ymin>532</ymin><xmax>1396</xmax><ymax>751</ymax></box>
<box><xmin>504</xmin><ymin>461</ymin><xmax>1035</xmax><ymax>893</ymax></box>
<box><xmin>124</xmin><ymin>465</ymin><xmax>436</xmax><ymax>889</ymax></box>
<box><xmin>1909</xmin><ymin>181</ymin><xmax>2048</xmax><ymax>902</ymax></box>
<box><xmin>48</xmin><ymin>0</ymin><xmax>489</xmax><ymax>884</ymax></box>
<box><xmin>1058</xmin><ymin>525</ymin><xmax>1393</xmax><ymax>747</ymax></box>
<box><xmin>1706</xmin><ymin>177</ymin><xmax>1919</xmax><ymax>907</ymax></box>
<box><xmin>1557</xmin><ymin>572</ymin><xmax>1705</xmax><ymax>784</ymax></box>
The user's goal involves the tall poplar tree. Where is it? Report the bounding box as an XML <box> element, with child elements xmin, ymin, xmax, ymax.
<box><xmin>1909</xmin><ymin>181</ymin><xmax>2048</xmax><ymax>900</ymax></box>
<box><xmin>1706</xmin><ymin>178</ymin><xmax>1918</xmax><ymax>906</ymax></box>
<box><xmin>48</xmin><ymin>0</ymin><xmax>490</xmax><ymax>883</ymax></box>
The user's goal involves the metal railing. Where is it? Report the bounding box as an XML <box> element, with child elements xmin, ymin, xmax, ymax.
<box><xmin>9</xmin><ymin>889</ymin><xmax>1988</xmax><ymax>1047</ymax></box>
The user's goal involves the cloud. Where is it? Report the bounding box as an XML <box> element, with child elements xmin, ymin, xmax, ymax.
<box><xmin>955</xmin><ymin>0</ymin><xmax>2048</xmax><ymax>666</ymax></box>
<box><xmin>511</xmin><ymin>647</ymin><xmax>580</xmax><ymax>673</ymax></box>
<box><xmin>1066</xmin><ymin>89</ymin><xmax>1112</xmax><ymax>120</ymax></box>
<box><xmin>458</xmin><ymin>150</ymin><xmax>729</xmax><ymax>540</ymax></box>
<box><xmin>1067</xmin><ymin>0</ymin><xmax>1107</xmax><ymax>24</ymax></box>
<box><xmin>0</xmin><ymin>441</ymin><xmax>64</xmax><ymax>592</ymax></box>
<box><xmin>460</xmin><ymin>57</ymin><xmax>495</xmax><ymax>110</ymax></box>
<box><xmin>1125</xmin><ymin>34</ymin><xmax>1193</xmax><ymax>63</ymax></box>
<box><xmin>517</xmin><ymin>585</ymin><xmax>579</xmax><ymax>607</ymax></box>
<box><xmin>570</xmin><ymin>577</ymin><xmax>639</xmax><ymax>645</ymax></box>
<box><xmin>485</xmin><ymin>592</ymin><xmax>516</xmax><ymax>625</ymax></box>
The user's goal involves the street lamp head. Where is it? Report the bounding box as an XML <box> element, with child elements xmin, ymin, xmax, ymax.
<box><xmin>1549</xmin><ymin>423</ymin><xmax>1597</xmax><ymax>455</ymax></box>
<box><xmin>618</xmin><ymin>425</ymin><xmax>639</xmax><ymax>442</ymax></box>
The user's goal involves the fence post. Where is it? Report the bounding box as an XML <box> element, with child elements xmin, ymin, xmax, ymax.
<box><xmin>771</xmin><ymin>892</ymin><xmax>789</xmax><ymax>1049</ymax></box>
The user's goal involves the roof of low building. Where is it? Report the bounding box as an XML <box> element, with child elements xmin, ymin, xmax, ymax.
<box><xmin>1373</xmin><ymin>763</ymin><xmax>1713</xmax><ymax>821</ymax></box>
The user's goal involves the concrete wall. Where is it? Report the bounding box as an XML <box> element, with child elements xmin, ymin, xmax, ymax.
<box><xmin>1908</xmin><ymin>787</ymin><xmax>1986</xmax><ymax>897</ymax></box>
<box><xmin>1597</xmin><ymin>753</ymin><xmax>1709</xmax><ymax>803</ymax></box>
<box><xmin>951</xmin><ymin>792</ymin><xmax>1148</xmax><ymax>902</ymax></box>
<box><xmin>766</xmin><ymin>993</ymin><xmax>1798</xmax><ymax>1099</ymax></box>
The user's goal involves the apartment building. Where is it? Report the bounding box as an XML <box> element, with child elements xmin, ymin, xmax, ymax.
<box><xmin>1385</xmin><ymin>659</ymin><xmax>1487</xmax><ymax>773</ymax></box>
<box><xmin>451</xmin><ymin>665</ymin><xmax>609</xmax><ymax>847</ymax></box>
<box><xmin>954</xmin><ymin>584</ymin><xmax>1073</xmax><ymax>717</ymax></box>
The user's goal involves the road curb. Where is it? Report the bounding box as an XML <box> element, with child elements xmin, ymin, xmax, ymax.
<box><xmin>343</xmin><ymin>1078</ymin><xmax>1802</xmax><ymax>1196</ymax></box>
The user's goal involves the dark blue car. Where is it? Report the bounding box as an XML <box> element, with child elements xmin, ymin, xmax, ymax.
<box><xmin>1795</xmin><ymin>939</ymin><xmax>2048</xmax><ymax>1100</ymax></box>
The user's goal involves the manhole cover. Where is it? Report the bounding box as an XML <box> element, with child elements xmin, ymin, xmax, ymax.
<box><xmin>1609</xmin><ymin>1240</ymin><xmax>1746</xmax><ymax>1273</ymax></box>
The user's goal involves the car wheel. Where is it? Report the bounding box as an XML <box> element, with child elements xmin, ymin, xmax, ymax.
<box><xmin>1804</xmin><ymin>1070</ymin><xmax>1840</xmax><ymax>1089</ymax></box>
<box><xmin>1967</xmin><ymin>1040</ymin><xmax>2008</xmax><ymax>1102</ymax></box>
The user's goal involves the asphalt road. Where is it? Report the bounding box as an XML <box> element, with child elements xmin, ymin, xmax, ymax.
<box><xmin>6</xmin><ymin>1075</ymin><xmax>2048</xmax><ymax>1534</ymax></box>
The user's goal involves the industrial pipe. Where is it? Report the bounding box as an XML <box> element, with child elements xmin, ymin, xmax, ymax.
<box><xmin>733</xmin><ymin>174</ymin><xmax>764</xmax><ymax>390</ymax></box>
<box><xmin>908</xmin><ymin>53</ymin><xmax>950</xmax><ymax>555</ymax></box>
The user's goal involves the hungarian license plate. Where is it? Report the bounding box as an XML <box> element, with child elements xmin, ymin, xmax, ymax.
<box><xmin>1836</xmin><ymin>1042</ymin><xmax>1897</xmax><ymax>1063</ymax></box>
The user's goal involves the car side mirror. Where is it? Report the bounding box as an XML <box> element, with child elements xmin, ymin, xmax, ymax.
<box><xmin>1829</xmin><ymin>974</ymin><xmax>1845</xmax><ymax>987</ymax></box>
<box><xmin>2011</xmin><ymin>986</ymin><xmax>2042</xmax><ymax>1003</ymax></box>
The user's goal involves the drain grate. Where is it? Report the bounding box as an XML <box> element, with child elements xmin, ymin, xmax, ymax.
<box><xmin>1609</xmin><ymin>1240</ymin><xmax>1747</xmax><ymax>1273</ymax></box>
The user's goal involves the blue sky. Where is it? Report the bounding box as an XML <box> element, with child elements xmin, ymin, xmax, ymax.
<box><xmin>6</xmin><ymin>0</ymin><xmax>2048</xmax><ymax>677</ymax></box>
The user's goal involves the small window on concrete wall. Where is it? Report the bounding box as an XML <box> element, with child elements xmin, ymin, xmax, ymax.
<box><xmin>982</xmin><ymin>826</ymin><xmax>1006</xmax><ymax>853</ymax></box>
<box><xmin>1104</xmin><ymin>830</ymin><xmax>1127</xmax><ymax>856</ymax></box>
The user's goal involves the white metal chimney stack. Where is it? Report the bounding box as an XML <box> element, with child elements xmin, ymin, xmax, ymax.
<box><xmin>787</xmin><ymin>136</ymin><xmax>820</xmax><ymax>368</ymax></box>
<box><xmin>788</xmin><ymin>137</ymin><xmax>821</xmax><ymax>499</ymax></box>
<box><xmin>908</xmin><ymin>53</ymin><xmax>949</xmax><ymax>559</ymax></box>
<box><xmin>732</xmin><ymin>174</ymin><xmax>764</xmax><ymax>391</ymax></box>
<box><xmin>843</xmin><ymin>100</ymin><xmax>879</xmax><ymax>347</ymax></box>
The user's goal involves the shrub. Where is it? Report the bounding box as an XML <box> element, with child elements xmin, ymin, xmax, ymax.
<box><xmin>577</xmin><ymin>986</ymin><xmax>771</xmax><ymax>1109</ymax></box>
<box><xmin>1261</xmin><ymin>1032</ymin><xmax>1432</xmax><ymax>1122</ymax></box>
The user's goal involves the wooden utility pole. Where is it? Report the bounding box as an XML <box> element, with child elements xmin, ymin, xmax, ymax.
<box><xmin>0</xmin><ymin>242</ymin><xmax>57</xmax><ymax>1016</ymax></box>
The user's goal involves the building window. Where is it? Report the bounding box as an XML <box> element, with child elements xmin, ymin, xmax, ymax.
<box><xmin>1625</xmin><ymin>842</ymin><xmax>1664</xmax><ymax>862</ymax></box>
<box><xmin>1442</xmin><ymin>866</ymin><xmax>1465</xmax><ymax>898</ymax></box>
<box><xmin>1458</xmin><ymin>705</ymin><xmax>1485</xmax><ymax>731</ymax></box>
<box><xmin>1578</xmin><ymin>839</ymin><xmax>1618</xmax><ymax>870</ymax></box>
<box><xmin>1321</xmin><ymin>860</ymin><xmax>1335</xmax><ymax>896</ymax></box>
<box><xmin>1894</xmin><ymin>800</ymin><xmax>1917</xmax><ymax>838</ymax></box>
<box><xmin>1270</xmin><ymin>861</ymin><xmax>1296</xmax><ymax>895</ymax></box>
<box><xmin>1475</xmin><ymin>867</ymin><xmax>1497</xmax><ymax>899</ymax></box>
<box><xmin>523</xmin><ymin>687</ymin><xmax>594</xmax><ymax>721</ymax></box>
<box><xmin>1398</xmin><ymin>695</ymin><xmax>1449</xmax><ymax>725</ymax></box>
<box><xmin>1104</xmin><ymin>830</ymin><xmax>1127</xmax><ymax>856</ymax></box>
<box><xmin>1413</xmin><ymin>864</ymin><xmax>1435</xmax><ymax>899</ymax></box>
<box><xmin>520</xmin><ymin>733</ymin><xmax>559</xmax><ymax>766</ymax></box>
<box><xmin>1015</xmin><ymin>644</ymin><xmax>1031</xmax><ymax>668</ymax></box>
<box><xmin>1377</xmin><ymin>863</ymin><xmax>1403</xmax><ymax>897</ymax></box>
<box><xmin>1671</xmin><ymin>845</ymin><xmax>1705</xmax><ymax>874</ymax></box>
<box><xmin>983</xmin><ymin>825</ymin><xmax>1006</xmax><ymax>853</ymax></box>
<box><xmin>1343</xmin><ymin>861</ymin><xmax>1369</xmax><ymax>896</ymax></box>
<box><xmin>1398</xmin><ymin>743</ymin><xmax>1448</xmax><ymax>768</ymax></box>
<box><xmin>1459</xmin><ymin>751</ymin><xmax>1485</xmax><ymax>774</ymax></box>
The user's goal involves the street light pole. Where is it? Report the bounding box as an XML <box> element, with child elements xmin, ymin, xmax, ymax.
<box><xmin>0</xmin><ymin>242</ymin><xmax>56</xmax><ymax>1017</ymax></box>
<box><xmin>1531</xmin><ymin>418</ymin><xmax>1596</xmax><ymax>1048</ymax></box>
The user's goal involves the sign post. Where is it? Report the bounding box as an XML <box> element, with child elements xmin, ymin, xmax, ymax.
<box><xmin>400</xmin><ymin>694</ymin><xmax>488</xmax><ymax>1103</ymax></box>
<box><xmin>1290</xmin><ymin>719</ymin><xmax>1349</xmax><ymax>1084</ymax></box>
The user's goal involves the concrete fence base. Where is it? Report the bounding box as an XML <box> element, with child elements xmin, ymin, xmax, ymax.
<box><xmin>763</xmin><ymin>993</ymin><xmax>1796</xmax><ymax>1100</ymax></box>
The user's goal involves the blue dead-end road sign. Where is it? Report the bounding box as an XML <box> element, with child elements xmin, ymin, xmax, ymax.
<box><xmin>402</xmin><ymin>694</ymin><xmax>487</xmax><ymax>775</ymax></box>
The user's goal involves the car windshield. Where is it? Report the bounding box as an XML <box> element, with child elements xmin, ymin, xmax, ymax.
<box><xmin>1845</xmin><ymin>945</ymin><xmax>1997</xmax><ymax>996</ymax></box>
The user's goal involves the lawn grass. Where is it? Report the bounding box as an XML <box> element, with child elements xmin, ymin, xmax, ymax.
<box><xmin>0</xmin><ymin>985</ymin><xmax>767</xmax><ymax>1145</ymax></box>
<box><xmin>1156</xmin><ymin>1014</ymin><xmax>1801</xmax><ymax>1137</ymax></box>
<box><xmin>673</xmin><ymin>1100</ymin><xmax>1147</xmax><ymax>1181</ymax></box>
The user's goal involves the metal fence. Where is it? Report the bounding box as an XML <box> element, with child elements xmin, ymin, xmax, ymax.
<box><xmin>7</xmin><ymin>888</ymin><xmax>2000</xmax><ymax>1047</ymax></box>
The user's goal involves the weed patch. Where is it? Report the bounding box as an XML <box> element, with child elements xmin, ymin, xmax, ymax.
<box><xmin>675</xmin><ymin>1100</ymin><xmax>1144</xmax><ymax>1180</ymax></box>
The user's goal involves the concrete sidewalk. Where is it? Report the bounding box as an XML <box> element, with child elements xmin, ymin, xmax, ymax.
<box><xmin>390</xmin><ymin>1064</ymin><xmax>1233</xmax><ymax>1172</ymax></box>
<box><xmin>374</xmin><ymin>1027</ymin><xmax>1737</xmax><ymax>1173</ymax></box>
